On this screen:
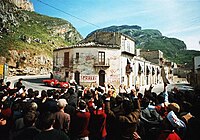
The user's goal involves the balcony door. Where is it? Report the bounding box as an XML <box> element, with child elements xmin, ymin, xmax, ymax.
<box><xmin>98</xmin><ymin>51</ymin><xmax>105</xmax><ymax>65</ymax></box>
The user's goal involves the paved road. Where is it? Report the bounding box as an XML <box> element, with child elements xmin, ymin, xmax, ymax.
<box><xmin>140</xmin><ymin>82</ymin><xmax>193</xmax><ymax>95</ymax></box>
<box><xmin>7</xmin><ymin>75</ymin><xmax>193</xmax><ymax>94</ymax></box>
<box><xmin>7</xmin><ymin>74</ymin><xmax>57</xmax><ymax>92</ymax></box>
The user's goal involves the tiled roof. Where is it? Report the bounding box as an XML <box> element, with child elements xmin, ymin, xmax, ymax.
<box><xmin>54</xmin><ymin>42</ymin><xmax>120</xmax><ymax>51</ymax></box>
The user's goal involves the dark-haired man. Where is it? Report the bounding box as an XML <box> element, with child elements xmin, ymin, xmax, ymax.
<box><xmin>34</xmin><ymin>112</ymin><xmax>70</xmax><ymax>140</ymax></box>
<box><xmin>14</xmin><ymin>111</ymin><xmax>40</xmax><ymax>140</ymax></box>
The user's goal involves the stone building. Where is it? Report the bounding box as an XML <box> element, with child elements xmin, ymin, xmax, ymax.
<box><xmin>188</xmin><ymin>56</ymin><xmax>200</xmax><ymax>88</ymax></box>
<box><xmin>53</xmin><ymin>32</ymin><xmax>138</xmax><ymax>88</ymax></box>
<box><xmin>53</xmin><ymin>32</ymin><xmax>164</xmax><ymax>88</ymax></box>
<box><xmin>132</xmin><ymin>55</ymin><xmax>161</xmax><ymax>87</ymax></box>
<box><xmin>140</xmin><ymin>50</ymin><xmax>163</xmax><ymax>64</ymax></box>
<box><xmin>139</xmin><ymin>49</ymin><xmax>174</xmax><ymax>83</ymax></box>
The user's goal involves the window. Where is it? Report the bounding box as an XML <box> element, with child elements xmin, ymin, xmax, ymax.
<box><xmin>76</xmin><ymin>53</ymin><xmax>79</xmax><ymax>59</ymax></box>
<box><xmin>65</xmin><ymin>71</ymin><xmax>69</xmax><ymax>78</ymax></box>
<box><xmin>64</xmin><ymin>52</ymin><xmax>69</xmax><ymax>67</ymax></box>
<box><xmin>126</xmin><ymin>41</ymin><xmax>130</xmax><ymax>52</ymax></box>
<box><xmin>98</xmin><ymin>52</ymin><xmax>105</xmax><ymax>65</ymax></box>
<box><xmin>56</xmin><ymin>53</ymin><xmax>58</xmax><ymax>65</ymax></box>
<box><xmin>76</xmin><ymin>52</ymin><xmax>79</xmax><ymax>63</ymax></box>
<box><xmin>122</xmin><ymin>39</ymin><xmax>125</xmax><ymax>48</ymax></box>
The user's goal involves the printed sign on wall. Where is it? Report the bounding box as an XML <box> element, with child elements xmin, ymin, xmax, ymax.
<box><xmin>80</xmin><ymin>75</ymin><xmax>98</xmax><ymax>82</ymax></box>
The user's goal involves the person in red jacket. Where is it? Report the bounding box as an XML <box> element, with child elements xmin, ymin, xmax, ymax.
<box><xmin>89</xmin><ymin>99</ymin><xmax>107</xmax><ymax>140</ymax></box>
<box><xmin>70</xmin><ymin>99</ymin><xmax>90</xmax><ymax>140</ymax></box>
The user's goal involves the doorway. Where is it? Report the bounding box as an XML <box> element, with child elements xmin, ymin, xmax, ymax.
<box><xmin>99</xmin><ymin>70</ymin><xmax>105</xmax><ymax>86</ymax></box>
<box><xmin>75</xmin><ymin>71</ymin><xmax>80</xmax><ymax>85</ymax></box>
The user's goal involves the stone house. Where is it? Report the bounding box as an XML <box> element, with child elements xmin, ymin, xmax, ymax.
<box><xmin>140</xmin><ymin>50</ymin><xmax>163</xmax><ymax>64</ymax></box>
<box><xmin>188</xmin><ymin>56</ymin><xmax>200</xmax><ymax>88</ymax></box>
<box><xmin>140</xmin><ymin>49</ymin><xmax>174</xmax><ymax>83</ymax></box>
<box><xmin>53</xmin><ymin>32</ymin><xmax>137</xmax><ymax>88</ymax></box>
<box><xmin>53</xmin><ymin>32</ymin><xmax>163</xmax><ymax>88</ymax></box>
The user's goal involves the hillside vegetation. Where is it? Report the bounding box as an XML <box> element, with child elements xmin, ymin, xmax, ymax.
<box><xmin>0</xmin><ymin>0</ymin><xmax>82</xmax><ymax>60</ymax></box>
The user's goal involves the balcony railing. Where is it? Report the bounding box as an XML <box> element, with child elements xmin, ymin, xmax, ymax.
<box><xmin>94</xmin><ymin>59</ymin><xmax>110</xmax><ymax>67</ymax></box>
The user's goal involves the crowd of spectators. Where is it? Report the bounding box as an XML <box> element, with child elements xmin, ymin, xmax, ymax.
<box><xmin>0</xmin><ymin>78</ymin><xmax>200</xmax><ymax>140</ymax></box>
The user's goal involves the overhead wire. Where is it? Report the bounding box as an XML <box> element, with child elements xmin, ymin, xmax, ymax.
<box><xmin>36</xmin><ymin>0</ymin><xmax>100</xmax><ymax>28</ymax></box>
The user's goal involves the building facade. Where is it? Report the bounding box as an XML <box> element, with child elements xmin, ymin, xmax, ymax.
<box><xmin>53</xmin><ymin>32</ymin><xmax>163</xmax><ymax>88</ymax></box>
<box><xmin>188</xmin><ymin>56</ymin><xmax>200</xmax><ymax>89</ymax></box>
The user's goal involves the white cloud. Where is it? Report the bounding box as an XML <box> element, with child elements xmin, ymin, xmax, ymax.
<box><xmin>163</xmin><ymin>25</ymin><xmax>200</xmax><ymax>35</ymax></box>
<box><xmin>178</xmin><ymin>35</ymin><xmax>200</xmax><ymax>51</ymax></box>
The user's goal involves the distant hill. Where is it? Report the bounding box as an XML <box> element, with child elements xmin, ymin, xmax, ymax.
<box><xmin>88</xmin><ymin>25</ymin><xmax>200</xmax><ymax>67</ymax></box>
<box><xmin>0</xmin><ymin>0</ymin><xmax>83</xmax><ymax>75</ymax></box>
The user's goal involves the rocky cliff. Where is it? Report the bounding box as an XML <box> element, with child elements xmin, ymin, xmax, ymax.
<box><xmin>9</xmin><ymin>0</ymin><xmax>34</xmax><ymax>11</ymax></box>
<box><xmin>0</xmin><ymin>0</ymin><xmax>83</xmax><ymax>75</ymax></box>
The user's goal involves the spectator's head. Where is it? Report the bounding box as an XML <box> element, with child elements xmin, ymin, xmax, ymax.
<box><xmin>78</xmin><ymin>99</ymin><xmax>87</xmax><ymax>110</ymax></box>
<box><xmin>0</xmin><ymin>79</ymin><xmax>3</xmax><ymax>85</ymax></box>
<box><xmin>30</xmin><ymin>102</ymin><xmax>38</xmax><ymax>111</ymax></box>
<box><xmin>123</xmin><ymin>99</ymin><xmax>134</xmax><ymax>114</ymax></box>
<box><xmin>20</xmin><ymin>91</ymin><xmax>26</xmax><ymax>100</ymax></box>
<box><xmin>34</xmin><ymin>90</ymin><xmax>39</xmax><ymax>97</ymax></box>
<box><xmin>6</xmin><ymin>81</ymin><xmax>11</xmax><ymax>87</ymax></box>
<box><xmin>24</xmin><ymin>102</ymin><xmax>38</xmax><ymax>113</ymax></box>
<box><xmin>41</xmin><ymin>90</ymin><xmax>47</xmax><ymax>98</ymax></box>
<box><xmin>60</xmin><ymin>88</ymin><xmax>66</xmax><ymax>94</ymax></box>
<box><xmin>168</xmin><ymin>103</ymin><xmax>180</xmax><ymax>113</ymax></box>
<box><xmin>57</xmin><ymin>99</ymin><xmax>67</xmax><ymax>109</ymax></box>
<box><xmin>115</xmin><ymin>95</ymin><xmax>123</xmax><ymax>106</ymax></box>
<box><xmin>84</xmin><ymin>91</ymin><xmax>93</xmax><ymax>100</ymax></box>
<box><xmin>27</xmin><ymin>88</ymin><xmax>35</xmax><ymax>98</ymax></box>
<box><xmin>67</xmin><ymin>88</ymin><xmax>74</xmax><ymax>95</ymax></box>
<box><xmin>141</xmin><ymin>97</ymin><xmax>150</xmax><ymax>108</ymax></box>
<box><xmin>138</xmin><ymin>92</ymin><xmax>143</xmax><ymax>99</ymax></box>
<box><xmin>47</xmin><ymin>89</ymin><xmax>54</xmax><ymax>97</ymax></box>
<box><xmin>108</xmin><ymin>89</ymin><xmax>114</xmax><ymax>97</ymax></box>
<box><xmin>37</xmin><ymin>112</ymin><xmax>55</xmax><ymax>130</ymax></box>
<box><xmin>95</xmin><ymin>99</ymin><xmax>103</xmax><ymax>109</ymax></box>
<box><xmin>23</xmin><ymin>111</ymin><xmax>37</xmax><ymax>127</ymax></box>
<box><xmin>18</xmin><ymin>78</ymin><xmax>23</xmax><ymax>83</ymax></box>
<box><xmin>53</xmin><ymin>92</ymin><xmax>60</xmax><ymax>100</ymax></box>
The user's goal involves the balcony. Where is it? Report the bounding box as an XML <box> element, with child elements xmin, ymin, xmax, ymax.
<box><xmin>94</xmin><ymin>59</ymin><xmax>110</xmax><ymax>68</ymax></box>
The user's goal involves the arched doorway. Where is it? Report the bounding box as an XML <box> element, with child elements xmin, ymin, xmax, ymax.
<box><xmin>75</xmin><ymin>71</ymin><xmax>80</xmax><ymax>85</ymax></box>
<box><xmin>99</xmin><ymin>70</ymin><xmax>105</xmax><ymax>86</ymax></box>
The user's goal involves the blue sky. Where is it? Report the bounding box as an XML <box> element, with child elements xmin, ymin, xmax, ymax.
<box><xmin>32</xmin><ymin>0</ymin><xmax>200</xmax><ymax>50</ymax></box>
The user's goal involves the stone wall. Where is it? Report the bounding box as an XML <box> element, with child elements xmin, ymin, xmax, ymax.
<box><xmin>83</xmin><ymin>32</ymin><xmax>122</xmax><ymax>46</ymax></box>
<box><xmin>54</xmin><ymin>46</ymin><xmax>121</xmax><ymax>87</ymax></box>
<box><xmin>140</xmin><ymin>50</ymin><xmax>163</xmax><ymax>64</ymax></box>
<box><xmin>8</xmin><ymin>50</ymin><xmax>52</xmax><ymax>76</ymax></box>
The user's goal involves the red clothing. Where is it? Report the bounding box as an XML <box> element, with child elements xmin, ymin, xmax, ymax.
<box><xmin>89</xmin><ymin>109</ymin><xmax>107</xmax><ymax>138</ymax></box>
<box><xmin>155</xmin><ymin>104</ymin><xmax>168</xmax><ymax>118</ymax></box>
<box><xmin>70</xmin><ymin>110</ymin><xmax>90</xmax><ymax>138</ymax></box>
<box><xmin>1</xmin><ymin>108</ymin><xmax>12</xmax><ymax>118</ymax></box>
<box><xmin>158</xmin><ymin>130</ymin><xmax>181</xmax><ymax>140</ymax></box>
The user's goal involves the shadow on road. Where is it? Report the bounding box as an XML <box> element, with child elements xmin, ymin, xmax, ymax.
<box><xmin>23</xmin><ymin>77</ymin><xmax>49</xmax><ymax>84</ymax></box>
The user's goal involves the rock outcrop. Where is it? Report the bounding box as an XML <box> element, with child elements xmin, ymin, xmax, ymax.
<box><xmin>9</xmin><ymin>0</ymin><xmax>34</xmax><ymax>11</ymax></box>
<box><xmin>0</xmin><ymin>0</ymin><xmax>83</xmax><ymax>76</ymax></box>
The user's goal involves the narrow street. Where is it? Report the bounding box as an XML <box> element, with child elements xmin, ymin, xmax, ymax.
<box><xmin>7</xmin><ymin>75</ymin><xmax>193</xmax><ymax>95</ymax></box>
